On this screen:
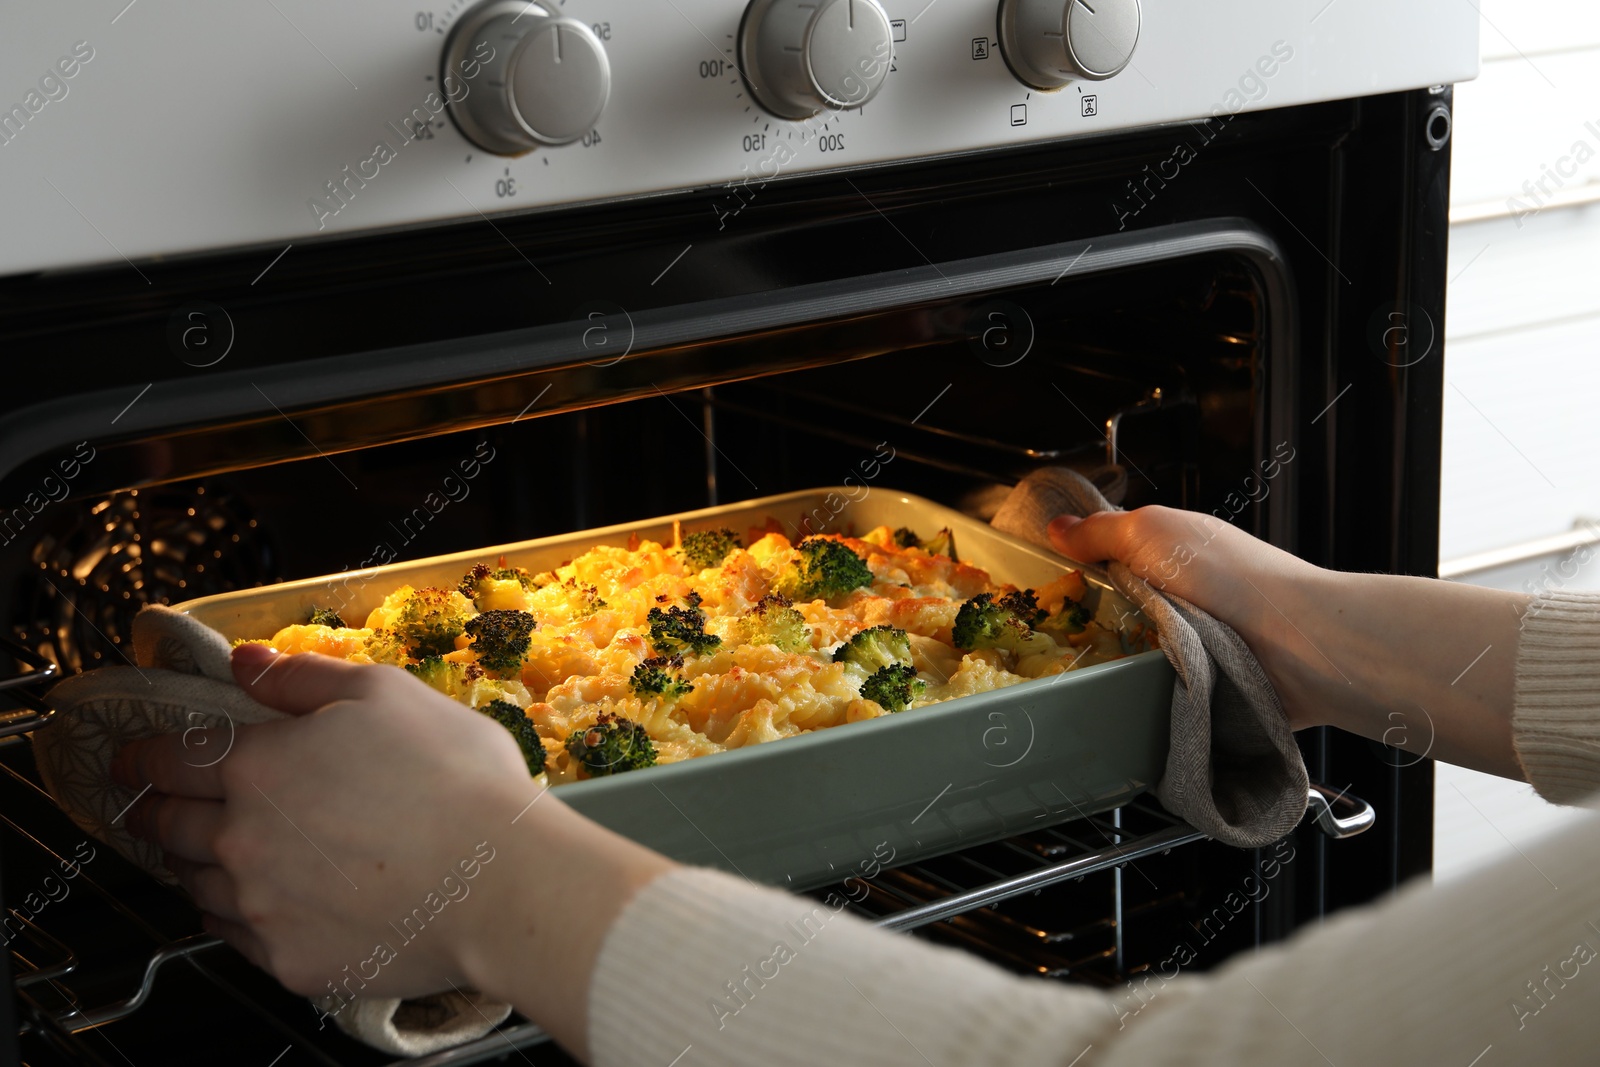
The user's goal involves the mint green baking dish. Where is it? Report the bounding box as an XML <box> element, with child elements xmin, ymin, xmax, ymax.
<box><xmin>179</xmin><ymin>488</ymin><xmax>1174</xmax><ymax>890</ymax></box>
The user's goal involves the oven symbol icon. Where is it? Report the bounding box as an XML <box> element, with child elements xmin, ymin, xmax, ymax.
<box><xmin>1082</xmin><ymin>95</ymin><xmax>1098</xmax><ymax>117</ymax></box>
<box><xmin>972</xmin><ymin>37</ymin><xmax>990</xmax><ymax>60</ymax></box>
<box><xmin>1010</xmin><ymin>103</ymin><xmax>1027</xmax><ymax>126</ymax></box>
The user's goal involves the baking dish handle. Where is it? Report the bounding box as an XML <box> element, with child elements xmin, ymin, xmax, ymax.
<box><xmin>1307</xmin><ymin>782</ymin><xmax>1375</xmax><ymax>839</ymax></box>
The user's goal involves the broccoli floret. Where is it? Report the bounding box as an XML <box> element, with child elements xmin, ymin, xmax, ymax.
<box><xmin>479</xmin><ymin>698</ymin><xmax>546</xmax><ymax>776</ymax></box>
<box><xmin>741</xmin><ymin>594</ymin><xmax>811</xmax><ymax>653</ymax></box>
<box><xmin>405</xmin><ymin>655</ymin><xmax>457</xmax><ymax>689</ymax></box>
<box><xmin>677</xmin><ymin>527</ymin><xmax>742</xmax><ymax>570</ymax></box>
<box><xmin>996</xmin><ymin>589</ymin><xmax>1047</xmax><ymax>628</ymax></box>
<box><xmin>308</xmin><ymin>606</ymin><xmax>347</xmax><ymax>628</ymax></box>
<box><xmin>629</xmin><ymin>656</ymin><xmax>694</xmax><ymax>701</ymax></box>
<box><xmin>492</xmin><ymin>565</ymin><xmax>533</xmax><ymax>586</ymax></box>
<box><xmin>558</xmin><ymin>578</ymin><xmax>607</xmax><ymax>618</ymax></box>
<box><xmin>951</xmin><ymin>592</ymin><xmax>1060</xmax><ymax>657</ymax></box>
<box><xmin>891</xmin><ymin>527</ymin><xmax>921</xmax><ymax>549</ymax></box>
<box><xmin>920</xmin><ymin>528</ymin><xmax>956</xmax><ymax>558</ymax></box>
<box><xmin>565</xmin><ymin>713</ymin><xmax>657</xmax><ymax>777</ymax></box>
<box><xmin>458</xmin><ymin>562</ymin><xmax>492</xmax><ymax>599</ymax></box>
<box><xmin>647</xmin><ymin>603</ymin><xmax>722</xmax><ymax>657</ymax></box>
<box><xmin>459</xmin><ymin>562</ymin><xmax>536</xmax><ymax>609</ymax></box>
<box><xmin>463</xmin><ymin>609</ymin><xmax>538</xmax><ymax>677</ymax></box>
<box><xmin>833</xmin><ymin>625</ymin><xmax>912</xmax><ymax>673</ymax></box>
<box><xmin>773</xmin><ymin>537</ymin><xmax>874</xmax><ymax>602</ymax></box>
<box><xmin>1040</xmin><ymin>600</ymin><xmax>1092</xmax><ymax>636</ymax></box>
<box><xmin>405</xmin><ymin>656</ymin><xmax>513</xmax><ymax>707</ymax></box>
<box><xmin>394</xmin><ymin>587</ymin><xmax>475</xmax><ymax>657</ymax></box>
<box><xmin>860</xmin><ymin>663</ymin><xmax>926</xmax><ymax>713</ymax></box>
<box><xmin>360</xmin><ymin>628</ymin><xmax>410</xmax><ymax>667</ymax></box>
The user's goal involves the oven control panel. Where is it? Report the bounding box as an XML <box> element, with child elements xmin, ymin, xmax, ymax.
<box><xmin>0</xmin><ymin>0</ymin><xmax>1476</xmax><ymax>275</ymax></box>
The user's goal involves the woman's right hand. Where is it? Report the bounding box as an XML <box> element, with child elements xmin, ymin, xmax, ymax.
<box><xmin>1047</xmin><ymin>506</ymin><xmax>1531</xmax><ymax>779</ymax></box>
<box><xmin>1047</xmin><ymin>507</ymin><xmax>1326</xmax><ymax>728</ymax></box>
<box><xmin>1051</xmin><ymin>506</ymin><xmax>1314</xmax><ymax>630</ymax></box>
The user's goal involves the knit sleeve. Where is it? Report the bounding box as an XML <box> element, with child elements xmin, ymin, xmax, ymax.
<box><xmin>586</xmin><ymin>866</ymin><xmax>1114</xmax><ymax>1067</ymax></box>
<box><xmin>1513</xmin><ymin>590</ymin><xmax>1600</xmax><ymax>803</ymax></box>
<box><xmin>589</xmin><ymin>807</ymin><xmax>1600</xmax><ymax>1067</ymax></box>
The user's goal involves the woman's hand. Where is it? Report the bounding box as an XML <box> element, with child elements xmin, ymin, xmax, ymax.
<box><xmin>1048</xmin><ymin>507</ymin><xmax>1323</xmax><ymax>729</ymax></box>
<box><xmin>1048</xmin><ymin>507</ymin><xmax>1318</xmax><ymax>712</ymax></box>
<box><xmin>113</xmin><ymin>644</ymin><xmax>675</xmax><ymax>1060</ymax></box>
<box><xmin>1049</xmin><ymin>506</ymin><xmax>1532</xmax><ymax>779</ymax></box>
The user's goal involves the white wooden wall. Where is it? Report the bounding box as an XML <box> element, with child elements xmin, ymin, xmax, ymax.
<box><xmin>1435</xmin><ymin>0</ymin><xmax>1600</xmax><ymax>881</ymax></box>
<box><xmin>1442</xmin><ymin>1</ymin><xmax>1600</xmax><ymax>563</ymax></box>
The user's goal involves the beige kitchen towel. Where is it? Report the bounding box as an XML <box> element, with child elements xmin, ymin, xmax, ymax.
<box><xmin>33</xmin><ymin>605</ymin><xmax>514</xmax><ymax>1057</ymax></box>
<box><xmin>992</xmin><ymin>468</ymin><xmax>1310</xmax><ymax>848</ymax></box>
<box><xmin>35</xmin><ymin>666</ymin><xmax>282</xmax><ymax>884</ymax></box>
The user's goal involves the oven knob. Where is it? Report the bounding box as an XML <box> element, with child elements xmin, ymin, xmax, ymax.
<box><xmin>739</xmin><ymin>0</ymin><xmax>894</xmax><ymax>120</ymax></box>
<box><xmin>441</xmin><ymin>0</ymin><xmax>610</xmax><ymax>155</ymax></box>
<box><xmin>998</xmin><ymin>0</ymin><xmax>1141</xmax><ymax>89</ymax></box>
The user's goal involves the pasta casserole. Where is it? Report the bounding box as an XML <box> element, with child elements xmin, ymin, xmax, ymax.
<box><xmin>254</xmin><ymin>522</ymin><xmax>1155</xmax><ymax>783</ymax></box>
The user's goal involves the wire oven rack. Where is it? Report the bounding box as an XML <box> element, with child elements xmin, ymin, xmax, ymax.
<box><xmin>0</xmin><ymin>635</ymin><xmax>58</xmax><ymax>742</ymax></box>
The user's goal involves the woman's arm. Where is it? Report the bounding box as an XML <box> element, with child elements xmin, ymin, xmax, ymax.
<box><xmin>115</xmin><ymin>636</ymin><xmax>1600</xmax><ymax>1067</ymax></box>
<box><xmin>582</xmin><ymin>818</ymin><xmax>1600</xmax><ymax>1066</ymax></box>
<box><xmin>1048</xmin><ymin>508</ymin><xmax>1531</xmax><ymax>779</ymax></box>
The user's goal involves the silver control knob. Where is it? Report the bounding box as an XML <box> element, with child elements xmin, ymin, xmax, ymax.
<box><xmin>442</xmin><ymin>0</ymin><xmax>610</xmax><ymax>155</ymax></box>
<box><xmin>998</xmin><ymin>0</ymin><xmax>1141</xmax><ymax>90</ymax></box>
<box><xmin>738</xmin><ymin>0</ymin><xmax>894</xmax><ymax>120</ymax></box>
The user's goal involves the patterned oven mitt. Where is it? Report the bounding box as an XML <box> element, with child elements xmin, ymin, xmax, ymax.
<box><xmin>33</xmin><ymin>605</ymin><xmax>514</xmax><ymax>1058</ymax></box>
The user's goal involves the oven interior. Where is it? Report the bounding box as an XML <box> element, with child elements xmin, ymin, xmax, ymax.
<box><xmin>3</xmin><ymin>247</ymin><xmax>1328</xmax><ymax>1065</ymax></box>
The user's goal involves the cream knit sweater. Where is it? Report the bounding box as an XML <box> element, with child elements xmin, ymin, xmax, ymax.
<box><xmin>588</xmin><ymin>591</ymin><xmax>1600</xmax><ymax>1065</ymax></box>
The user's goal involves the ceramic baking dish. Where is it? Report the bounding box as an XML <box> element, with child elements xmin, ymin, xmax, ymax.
<box><xmin>179</xmin><ymin>488</ymin><xmax>1174</xmax><ymax>891</ymax></box>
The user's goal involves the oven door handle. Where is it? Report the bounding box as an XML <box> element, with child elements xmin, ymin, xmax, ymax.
<box><xmin>1307</xmin><ymin>782</ymin><xmax>1376</xmax><ymax>839</ymax></box>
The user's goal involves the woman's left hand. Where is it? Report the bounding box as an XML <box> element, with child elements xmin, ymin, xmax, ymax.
<box><xmin>113</xmin><ymin>643</ymin><xmax>674</xmax><ymax>1060</ymax></box>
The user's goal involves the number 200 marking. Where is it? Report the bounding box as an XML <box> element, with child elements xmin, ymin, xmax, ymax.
<box><xmin>819</xmin><ymin>134</ymin><xmax>845</xmax><ymax>152</ymax></box>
